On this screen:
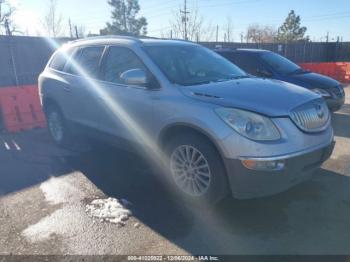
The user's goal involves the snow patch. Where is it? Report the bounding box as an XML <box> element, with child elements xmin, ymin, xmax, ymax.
<box><xmin>85</xmin><ymin>198</ymin><xmax>132</xmax><ymax>226</ymax></box>
<box><xmin>40</xmin><ymin>175</ymin><xmax>88</xmax><ymax>205</ymax></box>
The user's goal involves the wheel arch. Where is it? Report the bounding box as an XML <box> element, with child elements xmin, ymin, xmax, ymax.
<box><xmin>158</xmin><ymin>123</ymin><xmax>232</xmax><ymax>201</ymax></box>
<box><xmin>42</xmin><ymin>97</ymin><xmax>62</xmax><ymax>115</ymax></box>
<box><xmin>158</xmin><ymin>123</ymin><xmax>227</xmax><ymax>164</ymax></box>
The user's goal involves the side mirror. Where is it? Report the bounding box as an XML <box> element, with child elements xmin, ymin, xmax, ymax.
<box><xmin>256</xmin><ymin>68</ymin><xmax>273</xmax><ymax>78</ymax></box>
<box><xmin>120</xmin><ymin>69</ymin><xmax>148</xmax><ymax>86</ymax></box>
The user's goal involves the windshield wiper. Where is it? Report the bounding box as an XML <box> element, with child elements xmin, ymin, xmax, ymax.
<box><xmin>182</xmin><ymin>75</ymin><xmax>250</xmax><ymax>86</ymax></box>
<box><xmin>182</xmin><ymin>80</ymin><xmax>212</xmax><ymax>86</ymax></box>
<box><xmin>229</xmin><ymin>75</ymin><xmax>251</xmax><ymax>80</ymax></box>
<box><xmin>212</xmin><ymin>75</ymin><xmax>250</xmax><ymax>82</ymax></box>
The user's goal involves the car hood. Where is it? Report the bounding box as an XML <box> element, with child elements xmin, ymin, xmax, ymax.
<box><xmin>283</xmin><ymin>72</ymin><xmax>340</xmax><ymax>89</ymax></box>
<box><xmin>180</xmin><ymin>78</ymin><xmax>320</xmax><ymax>117</ymax></box>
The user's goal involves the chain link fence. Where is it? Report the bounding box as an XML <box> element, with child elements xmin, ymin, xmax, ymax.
<box><xmin>0</xmin><ymin>36</ymin><xmax>349</xmax><ymax>88</ymax></box>
<box><xmin>201</xmin><ymin>41</ymin><xmax>350</xmax><ymax>63</ymax></box>
<box><xmin>0</xmin><ymin>35</ymin><xmax>70</xmax><ymax>87</ymax></box>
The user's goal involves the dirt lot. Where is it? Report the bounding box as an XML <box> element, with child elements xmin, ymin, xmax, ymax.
<box><xmin>1</xmin><ymin>86</ymin><xmax>350</xmax><ymax>256</ymax></box>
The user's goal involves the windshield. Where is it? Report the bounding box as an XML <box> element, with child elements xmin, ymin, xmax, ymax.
<box><xmin>260</xmin><ymin>52</ymin><xmax>301</xmax><ymax>75</ymax></box>
<box><xmin>144</xmin><ymin>45</ymin><xmax>247</xmax><ymax>86</ymax></box>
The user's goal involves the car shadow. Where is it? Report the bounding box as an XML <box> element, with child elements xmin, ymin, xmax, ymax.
<box><xmin>2</xmin><ymin>129</ymin><xmax>350</xmax><ymax>255</ymax></box>
<box><xmin>0</xmin><ymin>130</ymin><xmax>74</xmax><ymax>196</ymax></box>
<box><xmin>65</xmin><ymin>141</ymin><xmax>350</xmax><ymax>254</ymax></box>
<box><xmin>332</xmin><ymin>104</ymin><xmax>350</xmax><ymax>139</ymax></box>
<box><xmin>64</xmin><ymin>143</ymin><xmax>195</xmax><ymax>240</ymax></box>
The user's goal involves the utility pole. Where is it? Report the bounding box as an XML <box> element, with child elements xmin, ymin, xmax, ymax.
<box><xmin>180</xmin><ymin>0</ymin><xmax>189</xmax><ymax>40</ymax></box>
<box><xmin>216</xmin><ymin>25</ymin><xmax>219</xmax><ymax>42</ymax></box>
<box><xmin>326</xmin><ymin>32</ymin><xmax>329</xmax><ymax>43</ymax></box>
<box><xmin>0</xmin><ymin>0</ymin><xmax>3</xmax><ymax>21</ymax></box>
<box><xmin>0</xmin><ymin>0</ymin><xmax>4</xmax><ymax>33</ymax></box>
<box><xmin>69</xmin><ymin>18</ymin><xmax>73</xmax><ymax>38</ymax></box>
<box><xmin>122</xmin><ymin>1</ymin><xmax>127</xmax><ymax>32</ymax></box>
<box><xmin>240</xmin><ymin>32</ymin><xmax>244</xmax><ymax>43</ymax></box>
<box><xmin>4</xmin><ymin>18</ymin><xmax>11</xmax><ymax>36</ymax></box>
<box><xmin>75</xmin><ymin>25</ymin><xmax>79</xmax><ymax>39</ymax></box>
<box><xmin>0</xmin><ymin>0</ymin><xmax>4</xmax><ymax>21</ymax></box>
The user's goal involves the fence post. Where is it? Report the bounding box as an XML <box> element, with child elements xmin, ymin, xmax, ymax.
<box><xmin>7</xmin><ymin>36</ymin><xmax>19</xmax><ymax>87</ymax></box>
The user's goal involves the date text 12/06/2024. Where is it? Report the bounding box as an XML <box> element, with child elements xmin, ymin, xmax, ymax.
<box><xmin>127</xmin><ymin>255</ymin><xmax>220</xmax><ymax>261</ymax></box>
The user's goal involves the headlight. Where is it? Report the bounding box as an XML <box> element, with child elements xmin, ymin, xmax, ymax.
<box><xmin>215</xmin><ymin>108</ymin><xmax>281</xmax><ymax>141</ymax></box>
<box><xmin>311</xmin><ymin>88</ymin><xmax>331</xmax><ymax>98</ymax></box>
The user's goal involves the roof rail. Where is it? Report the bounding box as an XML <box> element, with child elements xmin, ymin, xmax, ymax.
<box><xmin>69</xmin><ymin>35</ymin><xmax>142</xmax><ymax>44</ymax></box>
<box><xmin>160</xmin><ymin>38</ymin><xmax>194</xmax><ymax>43</ymax></box>
<box><xmin>68</xmin><ymin>35</ymin><xmax>195</xmax><ymax>45</ymax></box>
<box><xmin>213</xmin><ymin>46</ymin><xmax>236</xmax><ymax>51</ymax></box>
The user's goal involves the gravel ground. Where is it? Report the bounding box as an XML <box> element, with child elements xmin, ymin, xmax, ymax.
<box><xmin>0</xmin><ymin>86</ymin><xmax>350</xmax><ymax>256</ymax></box>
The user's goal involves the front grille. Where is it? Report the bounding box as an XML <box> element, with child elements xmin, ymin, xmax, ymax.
<box><xmin>290</xmin><ymin>99</ymin><xmax>330</xmax><ymax>132</ymax></box>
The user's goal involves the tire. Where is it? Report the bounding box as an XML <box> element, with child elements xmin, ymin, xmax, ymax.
<box><xmin>46</xmin><ymin>105</ymin><xmax>72</xmax><ymax>147</ymax></box>
<box><xmin>164</xmin><ymin>132</ymin><xmax>229</xmax><ymax>205</ymax></box>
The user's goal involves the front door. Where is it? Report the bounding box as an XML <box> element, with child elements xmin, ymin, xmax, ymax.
<box><xmin>95</xmin><ymin>46</ymin><xmax>156</xmax><ymax>147</ymax></box>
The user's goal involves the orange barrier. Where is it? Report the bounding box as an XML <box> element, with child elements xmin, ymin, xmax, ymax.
<box><xmin>299</xmin><ymin>62</ymin><xmax>350</xmax><ymax>84</ymax></box>
<box><xmin>0</xmin><ymin>85</ymin><xmax>46</xmax><ymax>133</ymax></box>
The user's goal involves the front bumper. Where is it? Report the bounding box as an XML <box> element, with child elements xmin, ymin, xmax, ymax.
<box><xmin>326</xmin><ymin>96</ymin><xmax>345</xmax><ymax>112</ymax></box>
<box><xmin>223</xmin><ymin>141</ymin><xmax>335</xmax><ymax>199</ymax></box>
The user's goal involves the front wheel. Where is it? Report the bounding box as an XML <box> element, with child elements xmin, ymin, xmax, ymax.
<box><xmin>165</xmin><ymin>133</ymin><xmax>229</xmax><ymax>205</ymax></box>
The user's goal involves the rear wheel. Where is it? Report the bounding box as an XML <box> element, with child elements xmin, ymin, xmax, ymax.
<box><xmin>165</xmin><ymin>133</ymin><xmax>229</xmax><ymax>205</ymax></box>
<box><xmin>46</xmin><ymin>105</ymin><xmax>72</xmax><ymax>146</ymax></box>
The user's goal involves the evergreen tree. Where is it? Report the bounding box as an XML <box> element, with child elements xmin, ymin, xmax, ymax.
<box><xmin>276</xmin><ymin>10</ymin><xmax>307</xmax><ymax>42</ymax></box>
<box><xmin>100</xmin><ymin>0</ymin><xmax>147</xmax><ymax>36</ymax></box>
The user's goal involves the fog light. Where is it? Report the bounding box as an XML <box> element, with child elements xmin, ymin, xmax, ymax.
<box><xmin>242</xmin><ymin>159</ymin><xmax>285</xmax><ymax>171</ymax></box>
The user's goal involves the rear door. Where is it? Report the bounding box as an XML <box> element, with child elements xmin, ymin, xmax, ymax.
<box><xmin>61</xmin><ymin>45</ymin><xmax>106</xmax><ymax>129</ymax></box>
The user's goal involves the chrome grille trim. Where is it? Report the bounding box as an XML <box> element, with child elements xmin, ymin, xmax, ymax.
<box><xmin>290</xmin><ymin>99</ymin><xmax>330</xmax><ymax>132</ymax></box>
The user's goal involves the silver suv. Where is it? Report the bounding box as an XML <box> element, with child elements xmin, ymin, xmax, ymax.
<box><xmin>39</xmin><ymin>36</ymin><xmax>335</xmax><ymax>204</ymax></box>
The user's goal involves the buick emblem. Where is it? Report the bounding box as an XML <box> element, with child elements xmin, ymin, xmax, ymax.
<box><xmin>315</xmin><ymin>103</ymin><xmax>325</xmax><ymax>119</ymax></box>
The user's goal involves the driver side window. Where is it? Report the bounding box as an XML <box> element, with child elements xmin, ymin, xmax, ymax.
<box><xmin>230</xmin><ymin>53</ymin><xmax>266</xmax><ymax>76</ymax></box>
<box><xmin>102</xmin><ymin>46</ymin><xmax>147</xmax><ymax>84</ymax></box>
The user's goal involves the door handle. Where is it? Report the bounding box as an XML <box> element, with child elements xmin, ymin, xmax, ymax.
<box><xmin>63</xmin><ymin>86</ymin><xmax>71</xmax><ymax>92</ymax></box>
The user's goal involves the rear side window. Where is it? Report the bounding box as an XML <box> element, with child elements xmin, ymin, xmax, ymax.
<box><xmin>102</xmin><ymin>46</ymin><xmax>147</xmax><ymax>84</ymax></box>
<box><xmin>65</xmin><ymin>46</ymin><xmax>105</xmax><ymax>78</ymax></box>
<box><xmin>49</xmin><ymin>47</ymin><xmax>75</xmax><ymax>71</ymax></box>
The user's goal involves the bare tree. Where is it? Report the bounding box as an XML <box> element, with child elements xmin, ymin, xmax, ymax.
<box><xmin>0</xmin><ymin>0</ymin><xmax>16</xmax><ymax>35</ymax></box>
<box><xmin>77</xmin><ymin>25</ymin><xmax>86</xmax><ymax>38</ymax></box>
<box><xmin>198</xmin><ymin>22</ymin><xmax>215</xmax><ymax>42</ymax></box>
<box><xmin>223</xmin><ymin>17</ymin><xmax>234</xmax><ymax>42</ymax></box>
<box><xmin>170</xmin><ymin>5</ymin><xmax>214</xmax><ymax>41</ymax></box>
<box><xmin>246</xmin><ymin>24</ymin><xmax>276</xmax><ymax>43</ymax></box>
<box><xmin>42</xmin><ymin>0</ymin><xmax>64</xmax><ymax>37</ymax></box>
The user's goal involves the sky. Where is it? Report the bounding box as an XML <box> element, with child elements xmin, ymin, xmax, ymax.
<box><xmin>8</xmin><ymin>0</ymin><xmax>350</xmax><ymax>41</ymax></box>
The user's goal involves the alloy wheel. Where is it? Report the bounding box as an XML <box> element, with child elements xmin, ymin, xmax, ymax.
<box><xmin>170</xmin><ymin>145</ymin><xmax>212</xmax><ymax>197</ymax></box>
<box><xmin>48</xmin><ymin>111</ymin><xmax>64</xmax><ymax>143</ymax></box>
